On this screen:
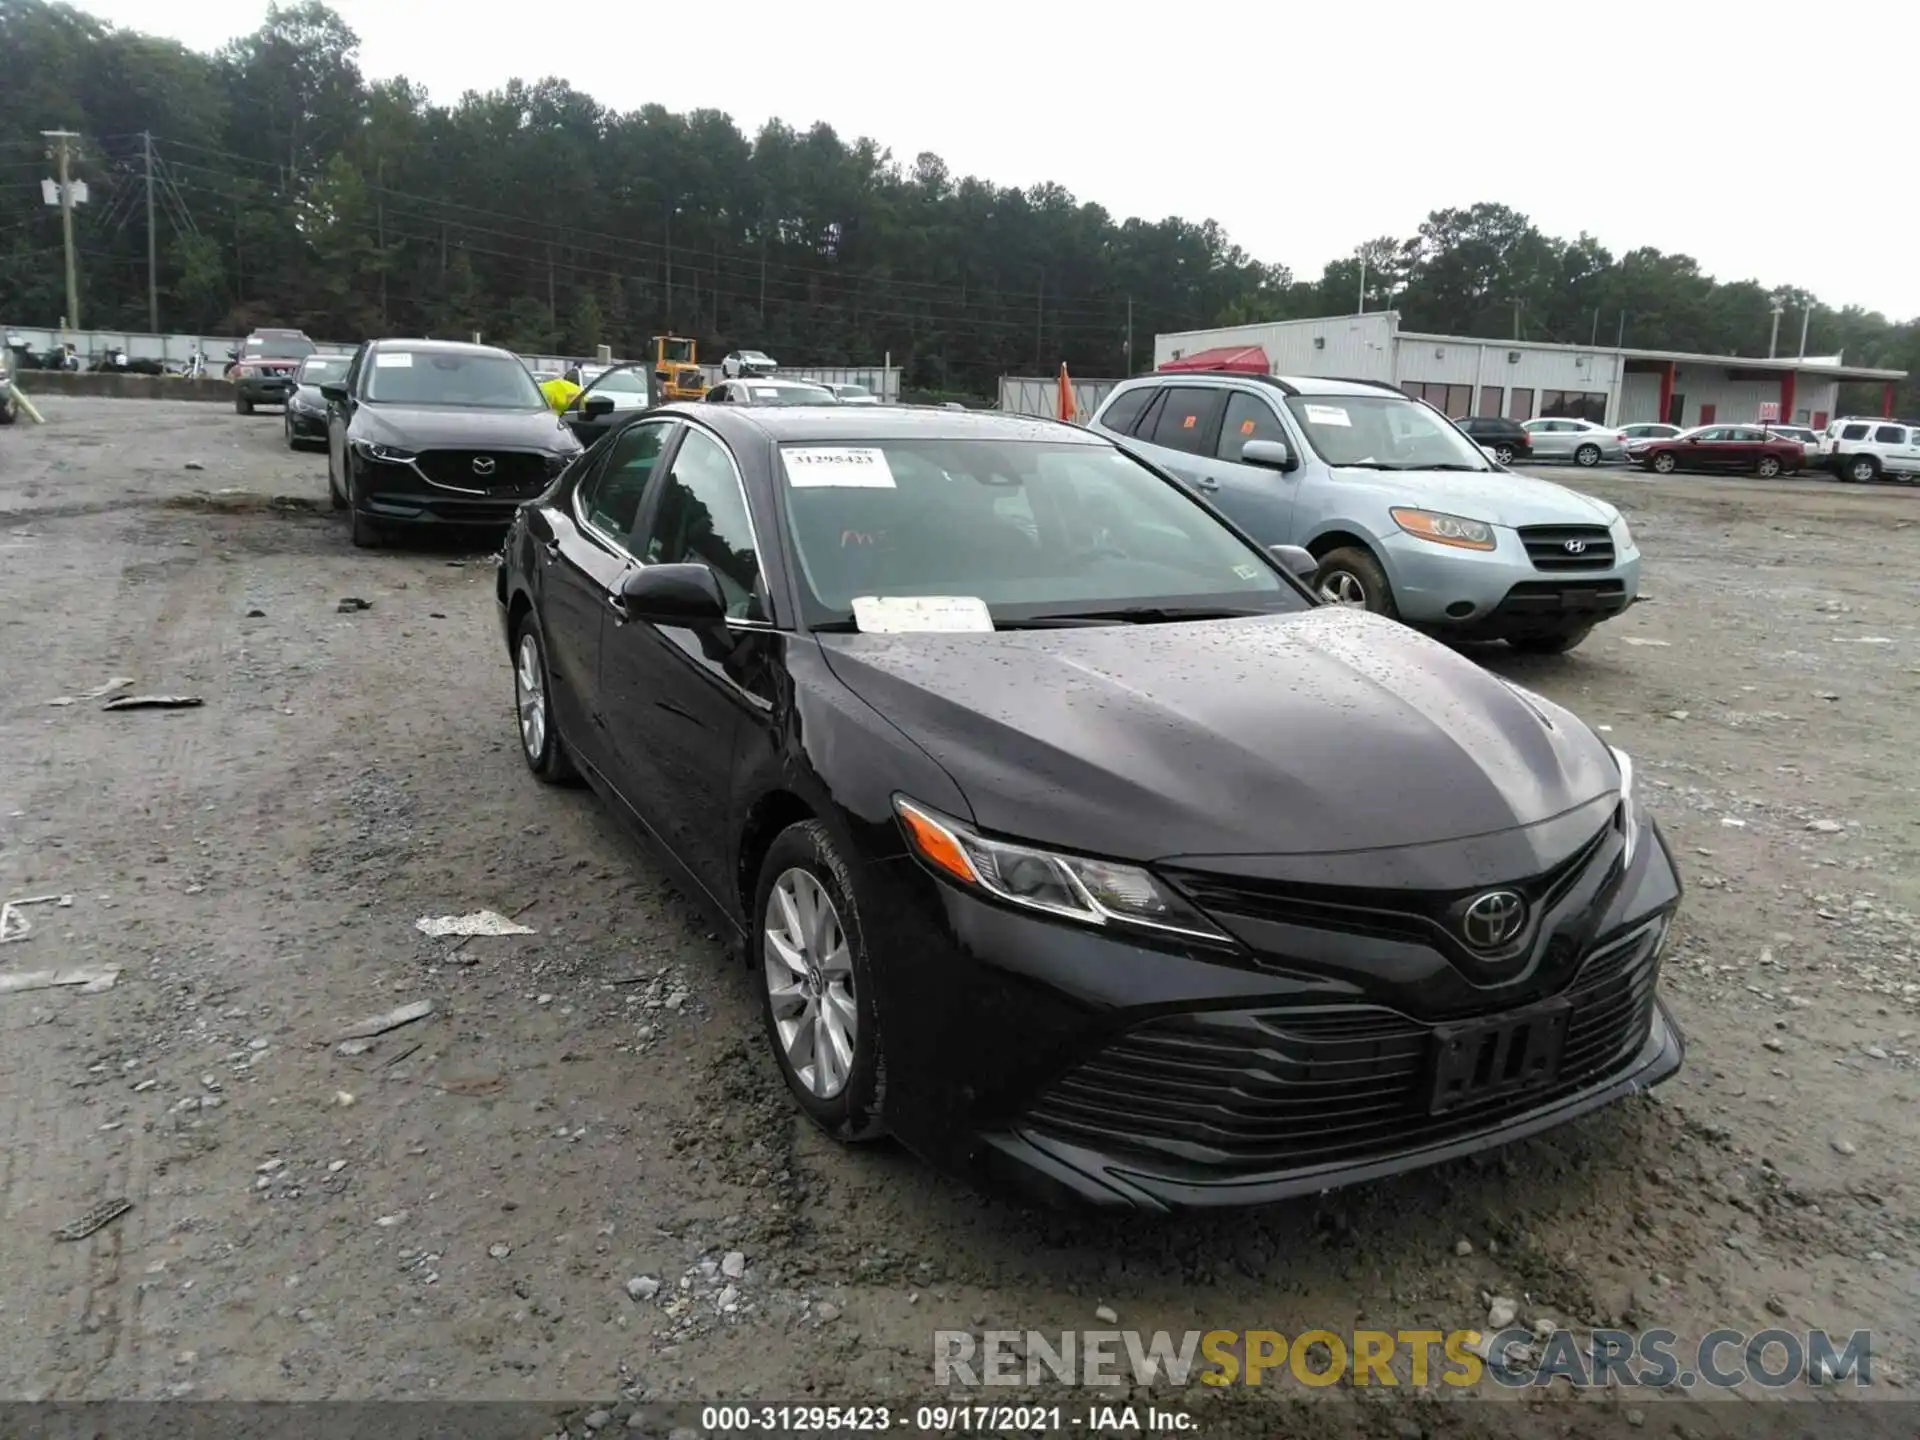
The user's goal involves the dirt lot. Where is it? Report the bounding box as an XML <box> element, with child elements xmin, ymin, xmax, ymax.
<box><xmin>2</xmin><ymin>401</ymin><xmax>1917</xmax><ymax>1427</ymax></box>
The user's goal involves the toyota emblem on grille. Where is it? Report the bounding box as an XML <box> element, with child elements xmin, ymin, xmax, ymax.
<box><xmin>471</xmin><ymin>456</ymin><xmax>496</xmax><ymax>476</ymax></box>
<box><xmin>1460</xmin><ymin>890</ymin><xmax>1526</xmax><ymax>949</ymax></box>
<box><xmin>1563</xmin><ymin>539</ymin><xmax>1587</xmax><ymax>554</ymax></box>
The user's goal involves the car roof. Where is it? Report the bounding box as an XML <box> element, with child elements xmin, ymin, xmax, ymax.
<box><xmin>368</xmin><ymin>337</ymin><xmax>517</xmax><ymax>359</ymax></box>
<box><xmin>664</xmin><ymin>403</ymin><xmax>1102</xmax><ymax>446</ymax></box>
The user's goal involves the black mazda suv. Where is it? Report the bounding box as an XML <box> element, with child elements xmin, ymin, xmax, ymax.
<box><xmin>323</xmin><ymin>338</ymin><xmax>584</xmax><ymax>547</ymax></box>
<box><xmin>495</xmin><ymin>404</ymin><xmax>1683</xmax><ymax>1210</ymax></box>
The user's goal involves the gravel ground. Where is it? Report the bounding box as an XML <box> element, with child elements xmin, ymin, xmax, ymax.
<box><xmin>2</xmin><ymin>401</ymin><xmax>1917</xmax><ymax>1429</ymax></box>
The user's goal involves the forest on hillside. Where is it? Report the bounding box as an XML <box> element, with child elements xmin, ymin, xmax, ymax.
<box><xmin>3</xmin><ymin>0</ymin><xmax>1915</xmax><ymax>404</ymax></box>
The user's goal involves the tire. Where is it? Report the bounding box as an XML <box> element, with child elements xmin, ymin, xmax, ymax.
<box><xmin>326</xmin><ymin>448</ymin><xmax>345</xmax><ymax>511</ymax></box>
<box><xmin>0</xmin><ymin>402</ymin><xmax>14</xmax><ymax>427</ymax></box>
<box><xmin>348</xmin><ymin>502</ymin><xmax>381</xmax><ymax>548</ymax></box>
<box><xmin>754</xmin><ymin>821</ymin><xmax>888</xmax><ymax>1143</ymax></box>
<box><xmin>1651</xmin><ymin>451</ymin><xmax>1678</xmax><ymax>475</ymax></box>
<box><xmin>234</xmin><ymin>393</ymin><xmax>252</xmax><ymax>416</ymax></box>
<box><xmin>1756</xmin><ymin>455</ymin><xmax>1782</xmax><ymax>478</ymax></box>
<box><xmin>1493</xmin><ymin>443</ymin><xmax>1516</xmax><ymax>466</ymax></box>
<box><xmin>512</xmin><ymin>615</ymin><xmax>579</xmax><ymax>784</ymax></box>
<box><xmin>1574</xmin><ymin>443</ymin><xmax>1602</xmax><ymax>467</ymax></box>
<box><xmin>1313</xmin><ymin>545</ymin><xmax>1398</xmax><ymax>618</ymax></box>
<box><xmin>284</xmin><ymin>414</ymin><xmax>297</xmax><ymax>449</ymax></box>
<box><xmin>1847</xmin><ymin>454</ymin><xmax>1881</xmax><ymax>484</ymax></box>
<box><xmin>1510</xmin><ymin>625</ymin><xmax>1593</xmax><ymax>655</ymax></box>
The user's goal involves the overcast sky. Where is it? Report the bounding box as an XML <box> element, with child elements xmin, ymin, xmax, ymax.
<box><xmin>66</xmin><ymin>0</ymin><xmax>1920</xmax><ymax>321</ymax></box>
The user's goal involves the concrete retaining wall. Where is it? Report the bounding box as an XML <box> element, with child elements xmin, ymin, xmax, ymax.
<box><xmin>13</xmin><ymin>371</ymin><xmax>234</xmax><ymax>404</ymax></box>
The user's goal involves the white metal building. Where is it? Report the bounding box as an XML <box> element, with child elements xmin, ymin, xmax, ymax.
<box><xmin>1153</xmin><ymin>312</ymin><xmax>1907</xmax><ymax>430</ymax></box>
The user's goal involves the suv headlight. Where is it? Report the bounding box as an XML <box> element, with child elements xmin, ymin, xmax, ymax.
<box><xmin>351</xmin><ymin>439</ymin><xmax>416</xmax><ymax>464</ymax></box>
<box><xmin>1610</xmin><ymin>746</ymin><xmax>1640</xmax><ymax>867</ymax></box>
<box><xmin>893</xmin><ymin>796</ymin><xmax>1231</xmax><ymax>945</ymax></box>
<box><xmin>1390</xmin><ymin>507</ymin><xmax>1497</xmax><ymax>551</ymax></box>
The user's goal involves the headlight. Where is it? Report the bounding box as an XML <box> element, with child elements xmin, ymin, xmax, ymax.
<box><xmin>1609</xmin><ymin>514</ymin><xmax>1634</xmax><ymax>551</ymax></box>
<box><xmin>892</xmin><ymin>796</ymin><xmax>1232</xmax><ymax>945</ymax></box>
<box><xmin>351</xmin><ymin>439</ymin><xmax>416</xmax><ymax>463</ymax></box>
<box><xmin>1610</xmin><ymin>745</ymin><xmax>1640</xmax><ymax>867</ymax></box>
<box><xmin>1390</xmin><ymin>507</ymin><xmax>1497</xmax><ymax>551</ymax></box>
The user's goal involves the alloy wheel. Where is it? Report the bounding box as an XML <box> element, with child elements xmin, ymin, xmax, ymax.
<box><xmin>1320</xmin><ymin>570</ymin><xmax>1367</xmax><ymax>606</ymax></box>
<box><xmin>763</xmin><ymin>867</ymin><xmax>857</xmax><ymax>1100</ymax></box>
<box><xmin>1653</xmin><ymin>453</ymin><xmax>1676</xmax><ymax>474</ymax></box>
<box><xmin>1494</xmin><ymin>444</ymin><xmax>1515</xmax><ymax>465</ymax></box>
<box><xmin>515</xmin><ymin>633</ymin><xmax>547</xmax><ymax>761</ymax></box>
<box><xmin>1758</xmin><ymin>456</ymin><xmax>1781</xmax><ymax>478</ymax></box>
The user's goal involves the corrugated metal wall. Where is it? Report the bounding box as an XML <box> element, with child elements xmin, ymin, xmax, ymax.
<box><xmin>997</xmin><ymin>375</ymin><xmax>1121</xmax><ymax>419</ymax></box>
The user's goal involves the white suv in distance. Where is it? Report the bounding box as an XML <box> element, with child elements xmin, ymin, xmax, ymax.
<box><xmin>1820</xmin><ymin>418</ymin><xmax>1920</xmax><ymax>483</ymax></box>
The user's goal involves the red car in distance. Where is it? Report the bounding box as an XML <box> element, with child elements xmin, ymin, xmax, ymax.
<box><xmin>1637</xmin><ymin>424</ymin><xmax>1804</xmax><ymax>478</ymax></box>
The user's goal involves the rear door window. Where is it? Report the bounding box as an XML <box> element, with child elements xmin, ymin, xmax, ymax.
<box><xmin>1874</xmin><ymin>425</ymin><xmax>1907</xmax><ymax>444</ymax></box>
<box><xmin>1216</xmin><ymin>391</ymin><xmax>1288</xmax><ymax>462</ymax></box>
<box><xmin>1097</xmin><ymin>386</ymin><xmax>1153</xmax><ymax>436</ymax></box>
<box><xmin>1148</xmin><ymin>387</ymin><xmax>1227</xmax><ymax>456</ymax></box>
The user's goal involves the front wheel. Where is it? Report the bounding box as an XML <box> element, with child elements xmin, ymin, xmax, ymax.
<box><xmin>234</xmin><ymin>393</ymin><xmax>252</xmax><ymax>415</ymax></box>
<box><xmin>1756</xmin><ymin>455</ymin><xmax>1782</xmax><ymax>478</ymax></box>
<box><xmin>1574</xmin><ymin>443</ymin><xmax>1602</xmax><ymax>467</ymax></box>
<box><xmin>348</xmin><ymin>502</ymin><xmax>381</xmax><ymax>549</ymax></box>
<box><xmin>1313</xmin><ymin>545</ymin><xmax>1398</xmax><ymax>618</ymax></box>
<box><xmin>755</xmin><ymin>822</ymin><xmax>888</xmax><ymax>1143</ymax></box>
<box><xmin>1510</xmin><ymin>624</ymin><xmax>1593</xmax><ymax>655</ymax></box>
<box><xmin>512</xmin><ymin>618</ymin><xmax>578</xmax><ymax>783</ymax></box>
<box><xmin>1651</xmin><ymin>451</ymin><xmax>1678</xmax><ymax>474</ymax></box>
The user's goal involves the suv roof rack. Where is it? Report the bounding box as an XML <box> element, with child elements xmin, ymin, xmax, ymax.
<box><xmin>1314</xmin><ymin>375</ymin><xmax>1407</xmax><ymax>394</ymax></box>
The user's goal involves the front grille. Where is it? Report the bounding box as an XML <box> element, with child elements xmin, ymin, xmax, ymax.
<box><xmin>1022</xmin><ymin>923</ymin><xmax>1664</xmax><ymax>1174</ymax></box>
<box><xmin>414</xmin><ymin>449</ymin><xmax>550</xmax><ymax>494</ymax></box>
<box><xmin>1519</xmin><ymin>525</ymin><xmax>1615</xmax><ymax>571</ymax></box>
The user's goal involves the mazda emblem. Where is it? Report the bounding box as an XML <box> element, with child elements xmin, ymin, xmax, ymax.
<box><xmin>1460</xmin><ymin>890</ymin><xmax>1526</xmax><ymax>950</ymax></box>
<box><xmin>472</xmin><ymin>456</ymin><xmax>496</xmax><ymax>476</ymax></box>
<box><xmin>1563</xmin><ymin>539</ymin><xmax>1587</xmax><ymax>554</ymax></box>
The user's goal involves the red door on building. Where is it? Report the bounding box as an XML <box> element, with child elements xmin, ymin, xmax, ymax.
<box><xmin>1813</xmin><ymin>410</ymin><xmax>1829</xmax><ymax>429</ymax></box>
<box><xmin>1699</xmin><ymin>404</ymin><xmax>1717</xmax><ymax>425</ymax></box>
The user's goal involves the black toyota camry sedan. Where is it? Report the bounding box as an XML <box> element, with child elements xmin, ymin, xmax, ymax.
<box><xmin>323</xmin><ymin>338</ymin><xmax>583</xmax><ymax>547</ymax></box>
<box><xmin>496</xmin><ymin>404</ymin><xmax>1683</xmax><ymax>1210</ymax></box>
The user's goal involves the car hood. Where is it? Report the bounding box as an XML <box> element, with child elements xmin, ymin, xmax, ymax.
<box><xmin>1331</xmin><ymin>466</ymin><xmax>1619</xmax><ymax>527</ymax></box>
<box><xmin>354</xmin><ymin>403</ymin><xmax>575</xmax><ymax>451</ymax></box>
<box><xmin>819</xmin><ymin>606</ymin><xmax>1617</xmax><ymax>861</ymax></box>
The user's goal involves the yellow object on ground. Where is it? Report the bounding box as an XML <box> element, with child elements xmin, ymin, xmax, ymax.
<box><xmin>540</xmin><ymin>376</ymin><xmax>582</xmax><ymax>414</ymax></box>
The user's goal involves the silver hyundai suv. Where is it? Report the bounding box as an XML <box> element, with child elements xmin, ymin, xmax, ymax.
<box><xmin>1089</xmin><ymin>374</ymin><xmax>1641</xmax><ymax>654</ymax></box>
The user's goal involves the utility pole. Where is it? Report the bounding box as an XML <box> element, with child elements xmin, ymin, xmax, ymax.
<box><xmin>1357</xmin><ymin>253</ymin><xmax>1366</xmax><ymax>315</ymax></box>
<box><xmin>1510</xmin><ymin>299</ymin><xmax>1521</xmax><ymax>341</ymax></box>
<box><xmin>1768</xmin><ymin>303</ymin><xmax>1784</xmax><ymax>359</ymax></box>
<box><xmin>375</xmin><ymin>158</ymin><xmax>388</xmax><ymax>328</ymax></box>
<box><xmin>1125</xmin><ymin>295</ymin><xmax>1133</xmax><ymax>376</ymax></box>
<box><xmin>1797</xmin><ymin>306</ymin><xmax>1812</xmax><ymax>359</ymax></box>
<box><xmin>1590</xmin><ymin>309</ymin><xmax>1599</xmax><ymax>346</ymax></box>
<box><xmin>546</xmin><ymin>243</ymin><xmax>556</xmax><ymax>330</ymax></box>
<box><xmin>43</xmin><ymin>130</ymin><xmax>83</xmax><ymax>334</ymax></box>
<box><xmin>1616</xmin><ymin>311</ymin><xmax>1626</xmax><ymax>348</ymax></box>
<box><xmin>143</xmin><ymin>132</ymin><xmax>158</xmax><ymax>333</ymax></box>
<box><xmin>1033</xmin><ymin>269</ymin><xmax>1044</xmax><ymax>373</ymax></box>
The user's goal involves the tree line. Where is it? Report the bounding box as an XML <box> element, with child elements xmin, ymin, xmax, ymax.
<box><xmin>2</xmin><ymin>0</ymin><xmax>1914</xmax><ymax>408</ymax></box>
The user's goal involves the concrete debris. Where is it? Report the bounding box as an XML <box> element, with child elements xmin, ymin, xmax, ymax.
<box><xmin>0</xmin><ymin>965</ymin><xmax>119</xmax><ymax>995</ymax></box>
<box><xmin>331</xmin><ymin>999</ymin><xmax>433</xmax><ymax>1042</ymax></box>
<box><xmin>102</xmin><ymin>695</ymin><xmax>204</xmax><ymax>712</ymax></box>
<box><xmin>0</xmin><ymin>893</ymin><xmax>73</xmax><ymax>945</ymax></box>
<box><xmin>415</xmin><ymin>911</ymin><xmax>536</xmax><ymax>938</ymax></box>
<box><xmin>54</xmin><ymin>1196</ymin><xmax>132</xmax><ymax>1242</ymax></box>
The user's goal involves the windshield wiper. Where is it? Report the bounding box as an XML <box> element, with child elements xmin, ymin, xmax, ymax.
<box><xmin>1418</xmin><ymin>463</ymin><xmax>1493</xmax><ymax>472</ymax></box>
<box><xmin>1020</xmin><ymin>605</ymin><xmax>1272</xmax><ymax>625</ymax></box>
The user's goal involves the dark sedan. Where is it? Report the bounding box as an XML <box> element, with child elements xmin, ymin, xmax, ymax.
<box><xmin>1454</xmin><ymin>415</ymin><xmax>1532</xmax><ymax>467</ymax></box>
<box><xmin>1637</xmin><ymin>425</ymin><xmax>1803</xmax><ymax>478</ymax></box>
<box><xmin>323</xmin><ymin>339</ymin><xmax>584</xmax><ymax>547</ymax></box>
<box><xmin>496</xmin><ymin>405</ymin><xmax>1683</xmax><ymax>1210</ymax></box>
<box><xmin>284</xmin><ymin>354</ymin><xmax>348</xmax><ymax>449</ymax></box>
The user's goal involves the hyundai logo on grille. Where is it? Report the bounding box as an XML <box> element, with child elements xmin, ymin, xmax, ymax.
<box><xmin>1460</xmin><ymin>890</ymin><xmax>1526</xmax><ymax>950</ymax></box>
<box><xmin>471</xmin><ymin>456</ymin><xmax>496</xmax><ymax>476</ymax></box>
<box><xmin>1563</xmin><ymin>539</ymin><xmax>1587</xmax><ymax>554</ymax></box>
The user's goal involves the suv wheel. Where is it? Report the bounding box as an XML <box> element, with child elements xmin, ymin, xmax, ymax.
<box><xmin>1574</xmin><ymin>443</ymin><xmax>1602</xmax><ymax>467</ymax></box>
<box><xmin>1848</xmin><ymin>454</ymin><xmax>1881</xmax><ymax>484</ymax></box>
<box><xmin>1314</xmin><ymin>546</ymin><xmax>1397</xmax><ymax>618</ymax></box>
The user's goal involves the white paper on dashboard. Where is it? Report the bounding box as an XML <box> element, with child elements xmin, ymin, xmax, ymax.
<box><xmin>783</xmin><ymin>447</ymin><xmax>897</xmax><ymax>488</ymax></box>
<box><xmin>851</xmin><ymin>596</ymin><xmax>994</xmax><ymax>634</ymax></box>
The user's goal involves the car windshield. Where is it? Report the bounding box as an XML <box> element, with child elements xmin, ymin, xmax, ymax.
<box><xmin>1284</xmin><ymin>395</ymin><xmax>1493</xmax><ymax>471</ymax></box>
<box><xmin>365</xmin><ymin>349</ymin><xmax>547</xmax><ymax>408</ymax></box>
<box><xmin>778</xmin><ymin>438</ymin><xmax>1306</xmax><ymax>628</ymax></box>
<box><xmin>297</xmin><ymin>356</ymin><xmax>345</xmax><ymax>383</ymax></box>
<box><xmin>246</xmin><ymin>334</ymin><xmax>315</xmax><ymax>360</ymax></box>
<box><xmin>589</xmin><ymin>368</ymin><xmax>649</xmax><ymax>395</ymax></box>
<box><xmin>750</xmin><ymin>383</ymin><xmax>834</xmax><ymax>406</ymax></box>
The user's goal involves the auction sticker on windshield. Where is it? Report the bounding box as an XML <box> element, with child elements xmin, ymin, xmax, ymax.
<box><xmin>374</xmin><ymin>352</ymin><xmax>413</xmax><ymax>368</ymax></box>
<box><xmin>783</xmin><ymin>447</ymin><xmax>897</xmax><ymax>488</ymax></box>
<box><xmin>1302</xmin><ymin>404</ymin><xmax>1350</xmax><ymax>427</ymax></box>
<box><xmin>851</xmin><ymin>595</ymin><xmax>993</xmax><ymax>634</ymax></box>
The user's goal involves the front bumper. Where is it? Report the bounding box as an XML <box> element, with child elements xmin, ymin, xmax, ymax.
<box><xmin>868</xmin><ymin>813</ymin><xmax>1683</xmax><ymax>1210</ymax></box>
<box><xmin>235</xmin><ymin>376</ymin><xmax>294</xmax><ymax>404</ymax></box>
<box><xmin>286</xmin><ymin>406</ymin><xmax>326</xmax><ymax>439</ymax></box>
<box><xmin>351</xmin><ymin>450</ymin><xmax>571</xmax><ymax>529</ymax></box>
<box><xmin>1382</xmin><ymin>528</ymin><xmax>1640</xmax><ymax>629</ymax></box>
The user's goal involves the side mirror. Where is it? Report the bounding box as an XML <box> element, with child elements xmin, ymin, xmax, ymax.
<box><xmin>582</xmin><ymin>394</ymin><xmax>615</xmax><ymax>420</ymax></box>
<box><xmin>1239</xmin><ymin>438</ymin><xmax>1297</xmax><ymax>472</ymax></box>
<box><xmin>1268</xmin><ymin>544</ymin><xmax>1319</xmax><ymax>582</ymax></box>
<box><xmin>319</xmin><ymin>383</ymin><xmax>348</xmax><ymax>405</ymax></box>
<box><xmin>616</xmin><ymin>563</ymin><xmax>726</xmax><ymax>626</ymax></box>
<box><xmin>1685</xmin><ymin>434</ymin><xmax>1701</xmax><ymax>443</ymax></box>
